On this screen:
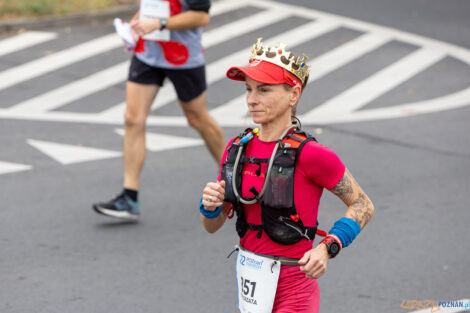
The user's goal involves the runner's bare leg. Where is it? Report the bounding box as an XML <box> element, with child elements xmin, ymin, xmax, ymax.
<box><xmin>179</xmin><ymin>91</ymin><xmax>225</xmax><ymax>164</ymax></box>
<box><xmin>123</xmin><ymin>81</ymin><xmax>159</xmax><ymax>190</ymax></box>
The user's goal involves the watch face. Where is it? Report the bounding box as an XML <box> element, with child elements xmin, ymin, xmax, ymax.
<box><xmin>329</xmin><ymin>242</ymin><xmax>340</xmax><ymax>255</ymax></box>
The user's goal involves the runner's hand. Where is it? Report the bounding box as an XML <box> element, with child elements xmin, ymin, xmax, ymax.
<box><xmin>130</xmin><ymin>18</ymin><xmax>161</xmax><ymax>36</ymax></box>
<box><xmin>298</xmin><ymin>244</ymin><xmax>329</xmax><ymax>279</ymax></box>
<box><xmin>202</xmin><ymin>181</ymin><xmax>226</xmax><ymax>212</ymax></box>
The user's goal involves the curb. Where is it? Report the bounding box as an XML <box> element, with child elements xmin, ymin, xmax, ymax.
<box><xmin>0</xmin><ymin>4</ymin><xmax>139</xmax><ymax>33</ymax></box>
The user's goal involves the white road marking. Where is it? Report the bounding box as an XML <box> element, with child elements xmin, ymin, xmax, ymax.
<box><xmin>27</xmin><ymin>139</ymin><xmax>121</xmax><ymax>164</ymax></box>
<box><xmin>307</xmin><ymin>32</ymin><xmax>392</xmax><ymax>82</ymax></box>
<box><xmin>202</xmin><ymin>8</ymin><xmax>289</xmax><ymax>48</ymax></box>
<box><xmin>310</xmin><ymin>86</ymin><xmax>470</xmax><ymax>125</ymax></box>
<box><xmin>0</xmin><ymin>33</ymin><xmax>122</xmax><ymax>91</ymax></box>
<box><xmin>210</xmin><ymin>31</ymin><xmax>392</xmax><ymax>121</ymax></box>
<box><xmin>0</xmin><ymin>31</ymin><xmax>57</xmax><ymax>57</ymax></box>
<box><xmin>208</xmin><ymin>0</ymin><xmax>250</xmax><ymax>16</ymax></box>
<box><xmin>303</xmin><ymin>48</ymin><xmax>446</xmax><ymax>119</ymax></box>
<box><xmin>0</xmin><ymin>161</ymin><xmax>32</xmax><ymax>175</ymax></box>
<box><xmin>9</xmin><ymin>62</ymin><xmax>129</xmax><ymax>113</ymax></box>
<box><xmin>114</xmin><ymin>129</ymin><xmax>203</xmax><ymax>151</ymax></box>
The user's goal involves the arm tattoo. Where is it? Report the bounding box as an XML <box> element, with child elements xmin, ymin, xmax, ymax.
<box><xmin>349</xmin><ymin>193</ymin><xmax>373</xmax><ymax>228</ymax></box>
<box><xmin>331</xmin><ymin>170</ymin><xmax>374</xmax><ymax>229</ymax></box>
<box><xmin>331</xmin><ymin>170</ymin><xmax>354</xmax><ymax>204</ymax></box>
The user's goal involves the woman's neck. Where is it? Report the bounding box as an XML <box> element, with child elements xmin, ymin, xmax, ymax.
<box><xmin>258</xmin><ymin>117</ymin><xmax>293</xmax><ymax>142</ymax></box>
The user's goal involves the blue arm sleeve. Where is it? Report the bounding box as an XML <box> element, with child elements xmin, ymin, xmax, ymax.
<box><xmin>199</xmin><ymin>197</ymin><xmax>222</xmax><ymax>219</ymax></box>
<box><xmin>328</xmin><ymin>217</ymin><xmax>361</xmax><ymax>248</ymax></box>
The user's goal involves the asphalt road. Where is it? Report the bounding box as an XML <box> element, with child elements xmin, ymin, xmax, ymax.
<box><xmin>0</xmin><ymin>0</ymin><xmax>469</xmax><ymax>312</ymax></box>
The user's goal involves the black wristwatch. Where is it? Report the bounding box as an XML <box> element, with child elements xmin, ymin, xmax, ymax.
<box><xmin>159</xmin><ymin>18</ymin><xmax>167</xmax><ymax>31</ymax></box>
<box><xmin>321</xmin><ymin>236</ymin><xmax>341</xmax><ymax>258</ymax></box>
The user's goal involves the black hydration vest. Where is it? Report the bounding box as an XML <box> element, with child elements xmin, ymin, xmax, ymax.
<box><xmin>221</xmin><ymin>128</ymin><xmax>319</xmax><ymax>245</ymax></box>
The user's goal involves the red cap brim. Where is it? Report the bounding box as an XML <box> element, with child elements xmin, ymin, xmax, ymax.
<box><xmin>226</xmin><ymin>60</ymin><xmax>301</xmax><ymax>87</ymax></box>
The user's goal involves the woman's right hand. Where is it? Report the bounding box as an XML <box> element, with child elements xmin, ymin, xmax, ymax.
<box><xmin>202</xmin><ymin>181</ymin><xmax>226</xmax><ymax>211</ymax></box>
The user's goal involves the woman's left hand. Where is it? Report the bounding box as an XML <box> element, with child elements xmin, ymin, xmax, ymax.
<box><xmin>130</xmin><ymin>18</ymin><xmax>161</xmax><ymax>36</ymax></box>
<box><xmin>298</xmin><ymin>244</ymin><xmax>329</xmax><ymax>279</ymax></box>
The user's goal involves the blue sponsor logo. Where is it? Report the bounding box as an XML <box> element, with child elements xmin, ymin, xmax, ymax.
<box><xmin>240</xmin><ymin>253</ymin><xmax>263</xmax><ymax>270</ymax></box>
<box><xmin>240</xmin><ymin>255</ymin><xmax>246</xmax><ymax>266</ymax></box>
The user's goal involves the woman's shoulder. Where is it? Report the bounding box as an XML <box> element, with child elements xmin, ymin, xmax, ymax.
<box><xmin>300</xmin><ymin>138</ymin><xmax>336</xmax><ymax>155</ymax></box>
<box><xmin>298</xmin><ymin>139</ymin><xmax>346</xmax><ymax>188</ymax></box>
<box><xmin>298</xmin><ymin>139</ymin><xmax>343</xmax><ymax>167</ymax></box>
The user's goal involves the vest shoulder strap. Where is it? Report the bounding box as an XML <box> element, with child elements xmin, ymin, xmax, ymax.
<box><xmin>233</xmin><ymin>128</ymin><xmax>254</xmax><ymax>144</ymax></box>
<box><xmin>281</xmin><ymin>129</ymin><xmax>316</xmax><ymax>148</ymax></box>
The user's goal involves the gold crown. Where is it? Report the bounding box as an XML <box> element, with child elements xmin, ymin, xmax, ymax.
<box><xmin>249</xmin><ymin>38</ymin><xmax>310</xmax><ymax>85</ymax></box>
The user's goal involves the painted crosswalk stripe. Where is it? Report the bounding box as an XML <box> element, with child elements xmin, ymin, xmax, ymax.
<box><xmin>307</xmin><ymin>32</ymin><xmax>391</xmax><ymax>82</ymax></box>
<box><xmin>326</xmin><ymin>85</ymin><xmax>470</xmax><ymax>124</ymax></box>
<box><xmin>0</xmin><ymin>161</ymin><xmax>32</xmax><ymax>175</ymax></box>
<box><xmin>0</xmin><ymin>31</ymin><xmax>57</xmax><ymax>57</ymax></box>
<box><xmin>209</xmin><ymin>0</ymin><xmax>250</xmax><ymax>16</ymax></box>
<box><xmin>202</xmin><ymin>8</ymin><xmax>289</xmax><ymax>47</ymax></box>
<box><xmin>8</xmin><ymin>62</ymin><xmax>129</xmax><ymax>113</ymax></box>
<box><xmin>101</xmin><ymin>19</ymin><xmax>340</xmax><ymax>117</ymax></box>
<box><xmin>302</xmin><ymin>47</ymin><xmax>446</xmax><ymax>119</ymax></box>
<box><xmin>0</xmin><ymin>33</ymin><xmax>122</xmax><ymax>91</ymax></box>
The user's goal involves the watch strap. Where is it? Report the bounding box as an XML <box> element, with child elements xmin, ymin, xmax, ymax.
<box><xmin>321</xmin><ymin>235</ymin><xmax>342</xmax><ymax>258</ymax></box>
<box><xmin>160</xmin><ymin>18</ymin><xmax>167</xmax><ymax>30</ymax></box>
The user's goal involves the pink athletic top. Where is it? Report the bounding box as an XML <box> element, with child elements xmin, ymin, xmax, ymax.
<box><xmin>218</xmin><ymin>134</ymin><xmax>345</xmax><ymax>259</ymax></box>
<box><xmin>218</xmin><ymin>133</ymin><xmax>345</xmax><ymax>312</ymax></box>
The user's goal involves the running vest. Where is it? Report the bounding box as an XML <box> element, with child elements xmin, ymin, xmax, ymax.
<box><xmin>221</xmin><ymin>128</ymin><xmax>319</xmax><ymax>245</ymax></box>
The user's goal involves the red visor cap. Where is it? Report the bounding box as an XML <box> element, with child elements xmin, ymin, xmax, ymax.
<box><xmin>226</xmin><ymin>60</ymin><xmax>301</xmax><ymax>87</ymax></box>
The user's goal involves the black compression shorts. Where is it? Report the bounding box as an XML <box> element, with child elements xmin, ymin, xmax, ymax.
<box><xmin>128</xmin><ymin>55</ymin><xmax>207</xmax><ymax>102</ymax></box>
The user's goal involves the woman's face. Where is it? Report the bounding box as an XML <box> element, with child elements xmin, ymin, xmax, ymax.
<box><xmin>245</xmin><ymin>77</ymin><xmax>299</xmax><ymax>125</ymax></box>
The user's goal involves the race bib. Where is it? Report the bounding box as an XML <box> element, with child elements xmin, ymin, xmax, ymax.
<box><xmin>140</xmin><ymin>0</ymin><xmax>170</xmax><ymax>41</ymax></box>
<box><xmin>236</xmin><ymin>248</ymin><xmax>280</xmax><ymax>313</ymax></box>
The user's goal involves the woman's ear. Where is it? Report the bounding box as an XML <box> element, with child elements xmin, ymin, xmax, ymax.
<box><xmin>290</xmin><ymin>85</ymin><xmax>302</xmax><ymax>106</ymax></box>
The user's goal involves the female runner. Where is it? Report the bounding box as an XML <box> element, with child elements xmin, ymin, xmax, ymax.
<box><xmin>199</xmin><ymin>38</ymin><xmax>374</xmax><ymax>313</ymax></box>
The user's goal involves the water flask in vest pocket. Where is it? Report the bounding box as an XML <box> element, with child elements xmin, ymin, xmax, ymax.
<box><xmin>263</xmin><ymin>149</ymin><xmax>296</xmax><ymax>208</ymax></box>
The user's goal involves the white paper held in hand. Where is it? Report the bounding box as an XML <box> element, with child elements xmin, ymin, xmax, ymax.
<box><xmin>113</xmin><ymin>18</ymin><xmax>136</xmax><ymax>50</ymax></box>
<box><xmin>140</xmin><ymin>0</ymin><xmax>170</xmax><ymax>42</ymax></box>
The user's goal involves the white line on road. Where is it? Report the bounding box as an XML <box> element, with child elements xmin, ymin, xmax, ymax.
<box><xmin>309</xmin><ymin>86</ymin><xmax>470</xmax><ymax>125</ymax></box>
<box><xmin>0</xmin><ymin>33</ymin><xmax>122</xmax><ymax>91</ymax></box>
<box><xmin>208</xmin><ymin>0</ymin><xmax>250</xmax><ymax>16</ymax></box>
<box><xmin>27</xmin><ymin>139</ymin><xmax>121</xmax><ymax>164</ymax></box>
<box><xmin>0</xmin><ymin>31</ymin><xmax>57</xmax><ymax>58</ymax></box>
<box><xmin>307</xmin><ymin>32</ymin><xmax>391</xmax><ymax>82</ymax></box>
<box><xmin>8</xmin><ymin>62</ymin><xmax>129</xmax><ymax>113</ymax></box>
<box><xmin>0</xmin><ymin>161</ymin><xmax>32</xmax><ymax>175</ymax></box>
<box><xmin>302</xmin><ymin>47</ymin><xmax>446</xmax><ymax>119</ymax></box>
<box><xmin>202</xmin><ymin>8</ymin><xmax>289</xmax><ymax>47</ymax></box>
